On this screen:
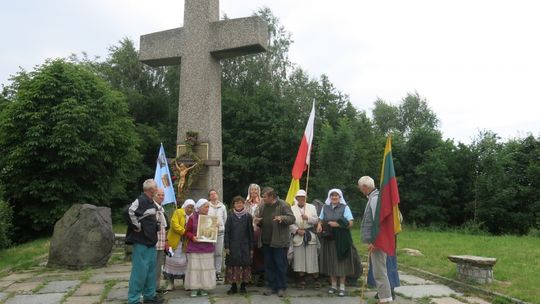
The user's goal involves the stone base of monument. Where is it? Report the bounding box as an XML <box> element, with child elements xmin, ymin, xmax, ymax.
<box><xmin>47</xmin><ymin>204</ymin><xmax>115</xmax><ymax>269</ymax></box>
<box><xmin>448</xmin><ymin>255</ymin><xmax>497</xmax><ymax>284</ymax></box>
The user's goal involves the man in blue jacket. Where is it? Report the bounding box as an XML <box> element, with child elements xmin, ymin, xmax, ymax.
<box><xmin>127</xmin><ymin>179</ymin><xmax>163</xmax><ymax>304</ymax></box>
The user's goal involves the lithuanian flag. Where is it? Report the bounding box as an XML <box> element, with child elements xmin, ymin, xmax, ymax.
<box><xmin>285</xmin><ymin>102</ymin><xmax>315</xmax><ymax>205</ymax></box>
<box><xmin>372</xmin><ymin>135</ymin><xmax>401</xmax><ymax>255</ymax></box>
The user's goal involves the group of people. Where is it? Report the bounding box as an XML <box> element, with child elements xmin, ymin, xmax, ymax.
<box><xmin>125</xmin><ymin>177</ymin><xmax>398</xmax><ymax>304</ymax></box>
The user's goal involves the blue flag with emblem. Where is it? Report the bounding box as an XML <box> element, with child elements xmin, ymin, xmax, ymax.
<box><xmin>153</xmin><ymin>143</ymin><xmax>177</xmax><ymax>206</ymax></box>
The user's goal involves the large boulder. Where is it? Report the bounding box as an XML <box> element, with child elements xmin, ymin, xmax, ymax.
<box><xmin>48</xmin><ymin>204</ymin><xmax>115</xmax><ymax>269</ymax></box>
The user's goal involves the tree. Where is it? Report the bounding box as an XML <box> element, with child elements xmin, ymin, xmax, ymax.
<box><xmin>398</xmin><ymin>92</ymin><xmax>439</xmax><ymax>136</ymax></box>
<box><xmin>372</xmin><ymin>98</ymin><xmax>400</xmax><ymax>135</ymax></box>
<box><xmin>373</xmin><ymin>93</ymin><xmax>439</xmax><ymax>138</ymax></box>
<box><xmin>0</xmin><ymin>59</ymin><xmax>140</xmax><ymax>241</ymax></box>
<box><xmin>472</xmin><ymin>132</ymin><xmax>540</xmax><ymax>234</ymax></box>
<box><xmin>71</xmin><ymin>39</ymin><xmax>178</xmax><ymax>192</ymax></box>
<box><xmin>220</xmin><ymin>8</ymin><xmax>356</xmax><ymax>203</ymax></box>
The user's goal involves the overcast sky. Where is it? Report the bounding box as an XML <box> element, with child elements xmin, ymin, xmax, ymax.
<box><xmin>1</xmin><ymin>0</ymin><xmax>539</xmax><ymax>143</ymax></box>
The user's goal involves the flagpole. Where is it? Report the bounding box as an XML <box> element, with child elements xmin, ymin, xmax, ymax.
<box><xmin>305</xmin><ymin>163</ymin><xmax>311</xmax><ymax>196</ymax></box>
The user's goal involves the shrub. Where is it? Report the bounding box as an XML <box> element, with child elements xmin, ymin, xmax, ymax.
<box><xmin>0</xmin><ymin>59</ymin><xmax>140</xmax><ymax>241</ymax></box>
<box><xmin>0</xmin><ymin>199</ymin><xmax>13</xmax><ymax>248</ymax></box>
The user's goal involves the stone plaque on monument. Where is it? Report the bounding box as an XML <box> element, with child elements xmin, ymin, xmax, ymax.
<box><xmin>176</xmin><ymin>143</ymin><xmax>209</xmax><ymax>161</ymax></box>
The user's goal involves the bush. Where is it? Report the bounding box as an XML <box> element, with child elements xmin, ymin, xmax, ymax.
<box><xmin>528</xmin><ymin>227</ymin><xmax>540</xmax><ymax>238</ymax></box>
<box><xmin>457</xmin><ymin>220</ymin><xmax>489</xmax><ymax>236</ymax></box>
<box><xmin>0</xmin><ymin>199</ymin><xmax>13</xmax><ymax>249</ymax></box>
<box><xmin>0</xmin><ymin>59</ymin><xmax>140</xmax><ymax>241</ymax></box>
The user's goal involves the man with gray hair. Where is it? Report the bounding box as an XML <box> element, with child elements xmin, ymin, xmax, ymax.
<box><xmin>358</xmin><ymin>176</ymin><xmax>393</xmax><ymax>303</ymax></box>
<box><xmin>127</xmin><ymin>179</ymin><xmax>163</xmax><ymax>304</ymax></box>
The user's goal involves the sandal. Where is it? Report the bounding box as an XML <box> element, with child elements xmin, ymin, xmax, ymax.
<box><xmin>298</xmin><ymin>281</ymin><xmax>306</xmax><ymax>290</ymax></box>
<box><xmin>314</xmin><ymin>280</ymin><xmax>321</xmax><ymax>289</ymax></box>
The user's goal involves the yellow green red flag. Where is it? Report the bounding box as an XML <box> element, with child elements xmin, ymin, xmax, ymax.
<box><xmin>372</xmin><ymin>135</ymin><xmax>401</xmax><ymax>255</ymax></box>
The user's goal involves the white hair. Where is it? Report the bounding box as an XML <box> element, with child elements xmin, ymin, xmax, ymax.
<box><xmin>358</xmin><ymin>176</ymin><xmax>375</xmax><ymax>189</ymax></box>
<box><xmin>143</xmin><ymin>179</ymin><xmax>157</xmax><ymax>191</ymax></box>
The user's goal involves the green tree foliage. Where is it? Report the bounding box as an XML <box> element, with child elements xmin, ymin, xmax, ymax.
<box><xmin>372</xmin><ymin>92</ymin><xmax>439</xmax><ymax>137</ymax></box>
<box><xmin>0</xmin><ymin>59</ymin><xmax>140</xmax><ymax>241</ymax></box>
<box><xmin>220</xmin><ymin>9</ymin><xmax>356</xmax><ymax>202</ymax></box>
<box><xmin>472</xmin><ymin>132</ymin><xmax>540</xmax><ymax>234</ymax></box>
<box><xmin>372</xmin><ymin>98</ymin><xmax>400</xmax><ymax>135</ymax></box>
<box><xmin>71</xmin><ymin>39</ymin><xmax>177</xmax><ymax>191</ymax></box>
<box><xmin>398</xmin><ymin>92</ymin><xmax>439</xmax><ymax>135</ymax></box>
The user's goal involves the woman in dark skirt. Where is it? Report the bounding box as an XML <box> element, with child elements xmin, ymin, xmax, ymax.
<box><xmin>316</xmin><ymin>189</ymin><xmax>355</xmax><ymax>297</ymax></box>
<box><xmin>224</xmin><ymin>196</ymin><xmax>254</xmax><ymax>294</ymax></box>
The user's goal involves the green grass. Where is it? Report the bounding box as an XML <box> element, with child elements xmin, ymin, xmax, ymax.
<box><xmin>112</xmin><ymin>223</ymin><xmax>127</xmax><ymax>234</ymax></box>
<box><xmin>352</xmin><ymin>228</ymin><xmax>540</xmax><ymax>303</ymax></box>
<box><xmin>0</xmin><ymin>238</ymin><xmax>50</xmax><ymax>275</ymax></box>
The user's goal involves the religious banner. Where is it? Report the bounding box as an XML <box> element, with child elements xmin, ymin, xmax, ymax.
<box><xmin>153</xmin><ymin>143</ymin><xmax>177</xmax><ymax>206</ymax></box>
<box><xmin>196</xmin><ymin>215</ymin><xmax>218</xmax><ymax>243</ymax></box>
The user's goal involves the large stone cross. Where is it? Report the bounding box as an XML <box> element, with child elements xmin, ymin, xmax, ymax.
<box><xmin>139</xmin><ymin>0</ymin><xmax>267</xmax><ymax>199</ymax></box>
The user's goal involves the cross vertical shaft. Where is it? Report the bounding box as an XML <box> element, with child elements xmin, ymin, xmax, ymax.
<box><xmin>139</xmin><ymin>0</ymin><xmax>267</xmax><ymax>198</ymax></box>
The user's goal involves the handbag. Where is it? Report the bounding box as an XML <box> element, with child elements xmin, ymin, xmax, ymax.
<box><xmin>319</xmin><ymin>222</ymin><xmax>334</xmax><ymax>240</ymax></box>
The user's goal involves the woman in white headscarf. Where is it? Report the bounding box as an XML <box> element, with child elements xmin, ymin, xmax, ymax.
<box><xmin>316</xmin><ymin>189</ymin><xmax>354</xmax><ymax>297</ymax></box>
<box><xmin>184</xmin><ymin>199</ymin><xmax>217</xmax><ymax>297</ymax></box>
<box><xmin>163</xmin><ymin>199</ymin><xmax>196</xmax><ymax>290</ymax></box>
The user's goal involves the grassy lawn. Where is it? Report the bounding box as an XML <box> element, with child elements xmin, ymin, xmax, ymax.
<box><xmin>352</xmin><ymin>228</ymin><xmax>540</xmax><ymax>303</ymax></box>
<box><xmin>0</xmin><ymin>238</ymin><xmax>50</xmax><ymax>276</ymax></box>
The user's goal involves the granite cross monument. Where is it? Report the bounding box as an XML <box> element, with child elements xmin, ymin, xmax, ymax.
<box><xmin>139</xmin><ymin>0</ymin><xmax>268</xmax><ymax>199</ymax></box>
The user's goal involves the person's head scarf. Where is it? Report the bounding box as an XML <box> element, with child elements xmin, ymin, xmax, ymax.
<box><xmin>324</xmin><ymin>188</ymin><xmax>347</xmax><ymax>205</ymax></box>
<box><xmin>182</xmin><ymin>199</ymin><xmax>195</xmax><ymax>209</ymax></box>
<box><xmin>195</xmin><ymin>198</ymin><xmax>209</xmax><ymax>212</ymax></box>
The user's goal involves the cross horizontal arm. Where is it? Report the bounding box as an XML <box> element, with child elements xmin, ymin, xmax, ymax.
<box><xmin>139</xmin><ymin>27</ymin><xmax>185</xmax><ymax>67</ymax></box>
<box><xmin>210</xmin><ymin>16</ymin><xmax>268</xmax><ymax>59</ymax></box>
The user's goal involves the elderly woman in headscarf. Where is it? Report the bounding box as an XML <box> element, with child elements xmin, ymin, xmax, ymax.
<box><xmin>316</xmin><ymin>189</ymin><xmax>354</xmax><ymax>297</ymax></box>
<box><xmin>163</xmin><ymin>199</ymin><xmax>196</xmax><ymax>290</ymax></box>
<box><xmin>184</xmin><ymin>199</ymin><xmax>217</xmax><ymax>297</ymax></box>
<box><xmin>290</xmin><ymin>189</ymin><xmax>321</xmax><ymax>289</ymax></box>
<box><xmin>245</xmin><ymin>183</ymin><xmax>265</xmax><ymax>286</ymax></box>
